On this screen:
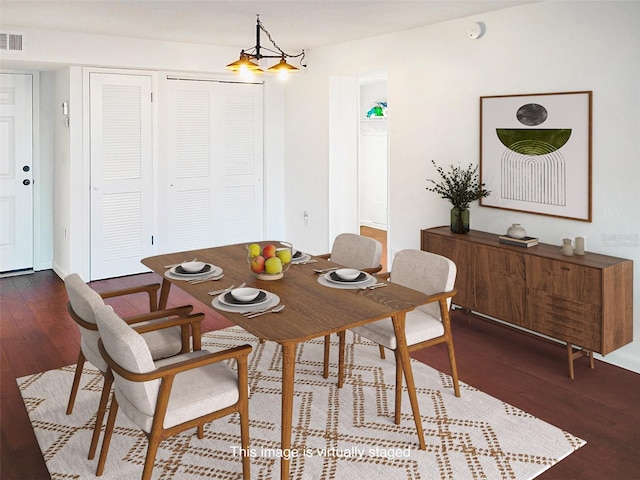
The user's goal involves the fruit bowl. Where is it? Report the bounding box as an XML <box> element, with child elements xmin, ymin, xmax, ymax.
<box><xmin>247</xmin><ymin>241</ymin><xmax>293</xmax><ymax>280</ymax></box>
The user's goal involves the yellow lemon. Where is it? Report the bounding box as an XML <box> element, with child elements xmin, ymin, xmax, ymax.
<box><xmin>248</xmin><ymin>243</ymin><xmax>261</xmax><ymax>258</ymax></box>
<box><xmin>276</xmin><ymin>248</ymin><xmax>292</xmax><ymax>264</ymax></box>
<box><xmin>264</xmin><ymin>257</ymin><xmax>283</xmax><ymax>274</ymax></box>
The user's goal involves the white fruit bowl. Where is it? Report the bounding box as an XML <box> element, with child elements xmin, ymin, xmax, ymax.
<box><xmin>180</xmin><ymin>261</ymin><xmax>206</xmax><ymax>273</ymax></box>
<box><xmin>335</xmin><ymin>268</ymin><xmax>361</xmax><ymax>281</ymax></box>
<box><xmin>230</xmin><ymin>287</ymin><xmax>260</xmax><ymax>302</ymax></box>
<box><xmin>247</xmin><ymin>241</ymin><xmax>293</xmax><ymax>280</ymax></box>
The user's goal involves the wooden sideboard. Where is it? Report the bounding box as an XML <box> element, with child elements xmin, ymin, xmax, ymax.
<box><xmin>421</xmin><ymin>227</ymin><xmax>633</xmax><ymax>378</ymax></box>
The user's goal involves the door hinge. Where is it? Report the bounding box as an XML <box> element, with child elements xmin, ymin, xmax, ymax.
<box><xmin>151</xmin><ymin>235</ymin><xmax>154</xmax><ymax>245</ymax></box>
<box><xmin>150</xmin><ymin>92</ymin><xmax>153</xmax><ymax>102</ymax></box>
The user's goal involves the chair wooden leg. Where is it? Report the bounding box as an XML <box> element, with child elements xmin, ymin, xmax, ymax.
<box><xmin>239</xmin><ymin>406</ymin><xmax>251</xmax><ymax>480</ymax></box>
<box><xmin>394</xmin><ymin>350</ymin><xmax>403</xmax><ymax>425</ymax></box>
<box><xmin>197</xmin><ymin>425</ymin><xmax>204</xmax><ymax>439</ymax></box>
<box><xmin>96</xmin><ymin>396</ymin><xmax>119</xmax><ymax>476</ymax></box>
<box><xmin>337</xmin><ymin>331</ymin><xmax>346</xmax><ymax>388</ymax></box>
<box><xmin>378</xmin><ymin>344</ymin><xmax>386</xmax><ymax>360</ymax></box>
<box><xmin>446</xmin><ymin>336</ymin><xmax>461</xmax><ymax>398</ymax></box>
<box><xmin>66</xmin><ymin>350</ymin><xmax>86</xmax><ymax>415</ymax></box>
<box><xmin>237</xmin><ymin>355</ymin><xmax>251</xmax><ymax>480</ymax></box>
<box><xmin>323</xmin><ymin>335</ymin><xmax>331</xmax><ymax>379</ymax></box>
<box><xmin>88</xmin><ymin>370</ymin><xmax>113</xmax><ymax>460</ymax></box>
<box><xmin>142</xmin><ymin>432</ymin><xmax>162</xmax><ymax>480</ymax></box>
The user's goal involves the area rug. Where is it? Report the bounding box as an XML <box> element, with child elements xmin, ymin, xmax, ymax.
<box><xmin>18</xmin><ymin>326</ymin><xmax>585</xmax><ymax>479</ymax></box>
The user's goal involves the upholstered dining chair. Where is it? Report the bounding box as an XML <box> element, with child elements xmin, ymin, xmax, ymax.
<box><xmin>64</xmin><ymin>273</ymin><xmax>201</xmax><ymax>460</ymax></box>
<box><xmin>344</xmin><ymin>249</ymin><xmax>460</xmax><ymax>423</ymax></box>
<box><xmin>318</xmin><ymin>233</ymin><xmax>383</xmax><ymax>385</ymax></box>
<box><xmin>94</xmin><ymin>304</ymin><xmax>252</xmax><ymax>480</ymax></box>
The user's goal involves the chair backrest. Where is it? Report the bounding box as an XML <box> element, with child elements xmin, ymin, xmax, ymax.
<box><xmin>64</xmin><ymin>273</ymin><xmax>108</xmax><ymax>369</ymax></box>
<box><xmin>95</xmin><ymin>304</ymin><xmax>159</xmax><ymax>416</ymax></box>
<box><xmin>390</xmin><ymin>250</ymin><xmax>457</xmax><ymax>320</ymax></box>
<box><xmin>330</xmin><ymin>233</ymin><xmax>382</xmax><ymax>270</ymax></box>
<box><xmin>65</xmin><ymin>273</ymin><xmax>104</xmax><ymax>325</ymax></box>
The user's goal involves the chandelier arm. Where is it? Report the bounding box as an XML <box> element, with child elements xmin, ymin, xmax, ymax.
<box><xmin>256</xmin><ymin>16</ymin><xmax>304</xmax><ymax>60</ymax></box>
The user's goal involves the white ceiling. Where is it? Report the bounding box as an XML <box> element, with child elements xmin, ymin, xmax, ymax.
<box><xmin>1</xmin><ymin>1</ymin><xmax>536</xmax><ymax>52</ymax></box>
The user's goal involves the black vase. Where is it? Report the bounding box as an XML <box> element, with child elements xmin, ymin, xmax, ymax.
<box><xmin>450</xmin><ymin>207</ymin><xmax>469</xmax><ymax>234</ymax></box>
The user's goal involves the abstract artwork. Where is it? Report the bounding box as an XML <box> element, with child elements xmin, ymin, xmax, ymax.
<box><xmin>480</xmin><ymin>91</ymin><xmax>592</xmax><ymax>221</ymax></box>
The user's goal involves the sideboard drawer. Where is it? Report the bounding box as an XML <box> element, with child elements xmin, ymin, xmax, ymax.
<box><xmin>526</xmin><ymin>257</ymin><xmax>602</xmax><ymax>305</ymax></box>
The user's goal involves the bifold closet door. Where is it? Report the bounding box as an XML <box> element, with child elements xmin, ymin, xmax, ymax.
<box><xmin>159</xmin><ymin>79</ymin><xmax>264</xmax><ymax>253</ymax></box>
<box><xmin>89</xmin><ymin>72</ymin><xmax>153</xmax><ymax>280</ymax></box>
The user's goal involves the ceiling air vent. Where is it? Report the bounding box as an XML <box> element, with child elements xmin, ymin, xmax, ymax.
<box><xmin>0</xmin><ymin>33</ymin><xmax>24</xmax><ymax>51</ymax></box>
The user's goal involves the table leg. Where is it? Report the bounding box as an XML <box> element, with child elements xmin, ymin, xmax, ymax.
<box><xmin>391</xmin><ymin>312</ymin><xmax>426</xmax><ymax>450</ymax></box>
<box><xmin>280</xmin><ymin>342</ymin><xmax>297</xmax><ymax>480</ymax></box>
<box><xmin>158</xmin><ymin>278</ymin><xmax>171</xmax><ymax>310</ymax></box>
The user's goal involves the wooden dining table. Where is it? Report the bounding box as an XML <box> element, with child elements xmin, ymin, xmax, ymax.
<box><xmin>142</xmin><ymin>242</ymin><xmax>432</xmax><ymax>479</ymax></box>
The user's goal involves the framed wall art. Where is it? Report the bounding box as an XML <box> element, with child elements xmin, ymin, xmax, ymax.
<box><xmin>479</xmin><ymin>91</ymin><xmax>592</xmax><ymax>222</ymax></box>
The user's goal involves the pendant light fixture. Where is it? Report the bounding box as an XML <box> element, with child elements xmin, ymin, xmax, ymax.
<box><xmin>226</xmin><ymin>15</ymin><xmax>306</xmax><ymax>79</ymax></box>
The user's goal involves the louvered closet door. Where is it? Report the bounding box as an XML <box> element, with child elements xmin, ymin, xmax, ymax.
<box><xmin>161</xmin><ymin>79</ymin><xmax>263</xmax><ymax>253</ymax></box>
<box><xmin>89</xmin><ymin>73</ymin><xmax>153</xmax><ymax>280</ymax></box>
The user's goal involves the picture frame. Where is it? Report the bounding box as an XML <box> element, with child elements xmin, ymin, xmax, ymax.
<box><xmin>479</xmin><ymin>91</ymin><xmax>592</xmax><ymax>222</ymax></box>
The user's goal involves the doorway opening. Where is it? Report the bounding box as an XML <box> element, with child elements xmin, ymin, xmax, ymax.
<box><xmin>358</xmin><ymin>73</ymin><xmax>388</xmax><ymax>272</ymax></box>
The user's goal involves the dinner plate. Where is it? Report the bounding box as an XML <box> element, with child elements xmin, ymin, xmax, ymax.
<box><xmin>212</xmin><ymin>291</ymin><xmax>280</xmax><ymax>314</ymax></box>
<box><xmin>291</xmin><ymin>252</ymin><xmax>311</xmax><ymax>264</ymax></box>
<box><xmin>170</xmin><ymin>263</ymin><xmax>213</xmax><ymax>277</ymax></box>
<box><xmin>165</xmin><ymin>265</ymin><xmax>222</xmax><ymax>281</ymax></box>
<box><xmin>317</xmin><ymin>274</ymin><xmax>377</xmax><ymax>290</ymax></box>
<box><xmin>325</xmin><ymin>271</ymin><xmax>370</xmax><ymax>285</ymax></box>
<box><xmin>219</xmin><ymin>290</ymin><xmax>269</xmax><ymax>307</ymax></box>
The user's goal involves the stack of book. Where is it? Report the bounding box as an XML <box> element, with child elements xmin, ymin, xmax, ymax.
<box><xmin>498</xmin><ymin>235</ymin><xmax>539</xmax><ymax>248</ymax></box>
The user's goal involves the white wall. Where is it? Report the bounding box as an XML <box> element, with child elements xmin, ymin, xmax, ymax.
<box><xmin>52</xmin><ymin>67</ymin><xmax>70</xmax><ymax>275</ymax></box>
<box><xmin>283</xmin><ymin>1</ymin><xmax>640</xmax><ymax>373</ymax></box>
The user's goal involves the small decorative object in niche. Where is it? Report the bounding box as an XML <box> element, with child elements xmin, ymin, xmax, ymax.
<box><xmin>366</xmin><ymin>101</ymin><xmax>387</xmax><ymax>118</ymax></box>
<box><xmin>506</xmin><ymin>223</ymin><xmax>526</xmax><ymax>239</ymax></box>
<box><xmin>480</xmin><ymin>91</ymin><xmax>592</xmax><ymax>222</ymax></box>
<box><xmin>426</xmin><ymin>160</ymin><xmax>491</xmax><ymax>234</ymax></box>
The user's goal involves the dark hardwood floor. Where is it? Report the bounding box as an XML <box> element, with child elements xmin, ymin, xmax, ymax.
<box><xmin>2</xmin><ymin>270</ymin><xmax>639</xmax><ymax>479</ymax></box>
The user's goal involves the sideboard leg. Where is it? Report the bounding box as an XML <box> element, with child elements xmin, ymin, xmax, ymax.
<box><xmin>567</xmin><ymin>343</ymin><xmax>575</xmax><ymax>379</ymax></box>
<box><xmin>567</xmin><ymin>344</ymin><xmax>595</xmax><ymax>378</ymax></box>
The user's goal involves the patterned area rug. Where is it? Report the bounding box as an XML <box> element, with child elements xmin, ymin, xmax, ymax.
<box><xmin>18</xmin><ymin>326</ymin><xmax>585</xmax><ymax>479</ymax></box>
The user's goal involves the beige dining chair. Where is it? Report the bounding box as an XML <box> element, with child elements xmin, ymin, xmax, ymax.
<box><xmin>94</xmin><ymin>303</ymin><xmax>252</xmax><ymax>480</ymax></box>
<box><xmin>317</xmin><ymin>233</ymin><xmax>383</xmax><ymax>385</ymax></box>
<box><xmin>345</xmin><ymin>249</ymin><xmax>460</xmax><ymax>423</ymax></box>
<box><xmin>64</xmin><ymin>273</ymin><xmax>202</xmax><ymax>460</ymax></box>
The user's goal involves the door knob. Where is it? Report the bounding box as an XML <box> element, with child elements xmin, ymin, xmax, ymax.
<box><xmin>23</xmin><ymin>179</ymin><xmax>31</xmax><ymax>186</ymax></box>
<box><xmin>23</xmin><ymin>165</ymin><xmax>30</xmax><ymax>172</ymax></box>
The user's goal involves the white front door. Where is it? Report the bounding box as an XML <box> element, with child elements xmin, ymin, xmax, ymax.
<box><xmin>0</xmin><ymin>73</ymin><xmax>33</xmax><ymax>273</ymax></box>
<box><xmin>89</xmin><ymin>72</ymin><xmax>153</xmax><ymax>280</ymax></box>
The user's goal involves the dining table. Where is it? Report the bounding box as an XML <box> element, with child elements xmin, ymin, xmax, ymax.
<box><xmin>141</xmin><ymin>242</ymin><xmax>433</xmax><ymax>479</ymax></box>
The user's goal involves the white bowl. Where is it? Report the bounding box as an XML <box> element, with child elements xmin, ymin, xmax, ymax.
<box><xmin>230</xmin><ymin>287</ymin><xmax>260</xmax><ymax>302</ymax></box>
<box><xmin>335</xmin><ymin>268</ymin><xmax>361</xmax><ymax>281</ymax></box>
<box><xmin>181</xmin><ymin>261</ymin><xmax>206</xmax><ymax>273</ymax></box>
